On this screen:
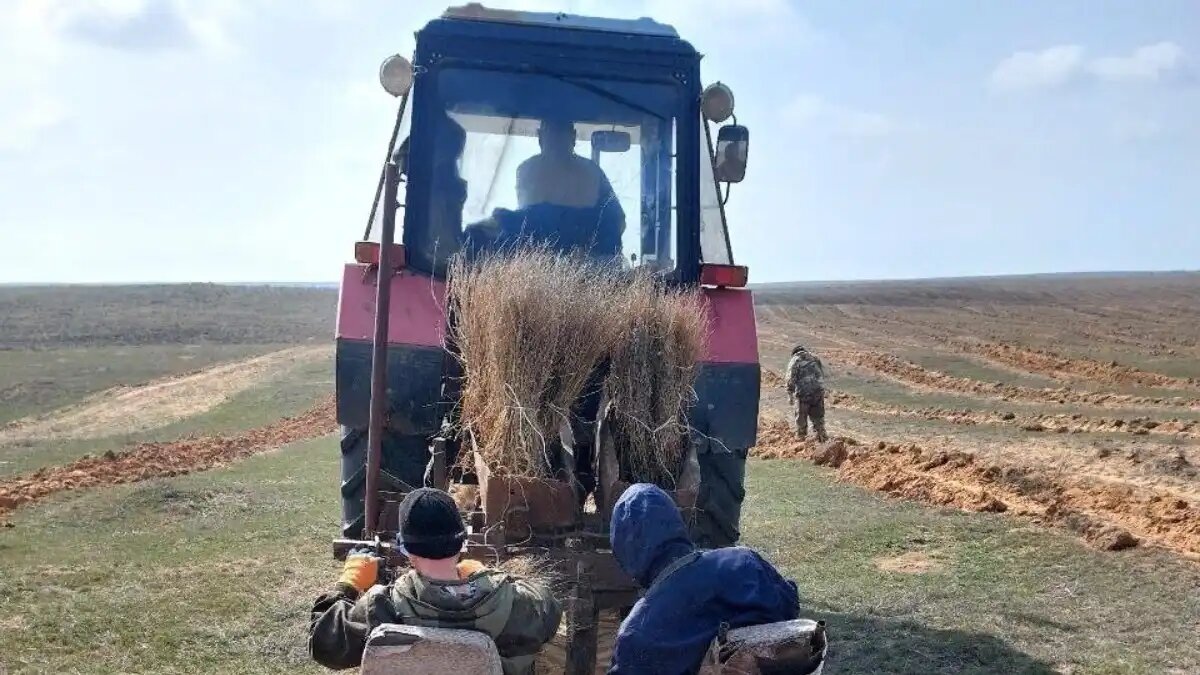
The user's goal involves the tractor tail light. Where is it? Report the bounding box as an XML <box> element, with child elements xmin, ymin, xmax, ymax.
<box><xmin>700</xmin><ymin>264</ymin><xmax>748</xmax><ymax>288</ymax></box>
<box><xmin>355</xmin><ymin>241</ymin><xmax>406</xmax><ymax>268</ymax></box>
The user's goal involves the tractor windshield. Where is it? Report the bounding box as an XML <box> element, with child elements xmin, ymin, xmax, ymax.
<box><xmin>410</xmin><ymin>67</ymin><xmax>681</xmax><ymax>273</ymax></box>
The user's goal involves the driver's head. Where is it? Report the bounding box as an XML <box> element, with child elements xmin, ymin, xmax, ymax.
<box><xmin>538</xmin><ymin>118</ymin><xmax>577</xmax><ymax>158</ymax></box>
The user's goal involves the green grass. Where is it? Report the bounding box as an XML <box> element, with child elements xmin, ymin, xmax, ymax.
<box><xmin>0</xmin><ymin>344</ymin><xmax>292</xmax><ymax>426</ymax></box>
<box><xmin>0</xmin><ymin>435</ymin><xmax>339</xmax><ymax>675</ymax></box>
<box><xmin>743</xmin><ymin>461</ymin><xmax>1200</xmax><ymax>675</ymax></box>
<box><xmin>0</xmin><ymin>356</ymin><xmax>333</xmax><ymax>478</ymax></box>
<box><xmin>3</xmin><ymin>450</ymin><xmax>1198</xmax><ymax>673</ymax></box>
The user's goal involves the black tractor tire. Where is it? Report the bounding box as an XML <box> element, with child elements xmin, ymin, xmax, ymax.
<box><xmin>691</xmin><ymin>448</ymin><xmax>748</xmax><ymax>549</ymax></box>
<box><xmin>339</xmin><ymin>425</ymin><xmax>430</xmax><ymax>539</ymax></box>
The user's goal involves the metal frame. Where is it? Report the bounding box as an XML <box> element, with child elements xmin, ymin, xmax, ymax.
<box><xmin>362</xmin><ymin>158</ymin><xmax>401</xmax><ymax>537</ymax></box>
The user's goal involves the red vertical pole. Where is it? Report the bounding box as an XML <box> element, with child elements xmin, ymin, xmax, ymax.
<box><xmin>364</xmin><ymin>159</ymin><xmax>399</xmax><ymax>537</ymax></box>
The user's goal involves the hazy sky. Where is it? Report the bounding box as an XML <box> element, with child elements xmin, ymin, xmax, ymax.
<box><xmin>1</xmin><ymin>0</ymin><xmax>1197</xmax><ymax>283</ymax></box>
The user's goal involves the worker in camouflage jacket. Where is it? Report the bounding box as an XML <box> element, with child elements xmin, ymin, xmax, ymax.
<box><xmin>785</xmin><ymin>345</ymin><xmax>828</xmax><ymax>442</ymax></box>
<box><xmin>308</xmin><ymin>487</ymin><xmax>562</xmax><ymax>674</ymax></box>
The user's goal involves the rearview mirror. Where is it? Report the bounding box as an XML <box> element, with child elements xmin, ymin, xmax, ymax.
<box><xmin>715</xmin><ymin>125</ymin><xmax>749</xmax><ymax>183</ymax></box>
<box><xmin>591</xmin><ymin>130</ymin><xmax>632</xmax><ymax>153</ymax></box>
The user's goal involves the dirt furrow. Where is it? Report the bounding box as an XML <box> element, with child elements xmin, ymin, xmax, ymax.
<box><xmin>954</xmin><ymin>341</ymin><xmax>1200</xmax><ymax>391</ymax></box>
<box><xmin>0</xmin><ymin>398</ymin><xmax>336</xmax><ymax>521</ymax></box>
<box><xmin>826</xmin><ymin>349</ymin><xmax>1200</xmax><ymax>411</ymax></box>
<box><xmin>828</xmin><ymin>391</ymin><xmax>1200</xmax><ymax>441</ymax></box>
<box><xmin>762</xmin><ymin>366</ymin><xmax>1199</xmax><ymax>441</ymax></box>
<box><xmin>762</xmin><ymin>366</ymin><xmax>1198</xmax><ymax>441</ymax></box>
<box><xmin>752</xmin><ymin>419</ymin><xmax>1200</xmax><ymax>559</ymax></box>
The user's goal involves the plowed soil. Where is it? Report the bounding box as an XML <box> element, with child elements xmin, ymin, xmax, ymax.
<box><xmin>0</xmin><ymin>345</ymin><xmax>331</xmax><ymax>442</ymax></box>
<box><xmin>0</xmin><ymin>398</ymin><xmax>336</xmax><ymax>520</ymax></box>
<box><xmin>956</xmin><ymin>341</ymin><xmax>1200</xmax><ymax>391</ymax></box>
<box><xmin>825</xmin><ymin>389</ymin><xmax>1200</xmax><ymax>440</ymax></box>
<box><xmin>753</xmin><ymin>418</ymin><xmax>1200</xmax><ymax>557</ymax></box>
<box><xmin>757</xmin><ymin>273</ymin><xmax>1200</xmax><ymax>561</ymax></box>
<box><xmin>825</xmin><ymin>349</ymin><xmax>1200</xmax><ymax>411</ymax></box>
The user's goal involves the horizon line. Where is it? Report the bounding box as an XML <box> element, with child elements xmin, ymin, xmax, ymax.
<box><xmin>1</xmin><ymin>268</ymin><xmax>1197</xmax><ymax>288</ymax></box>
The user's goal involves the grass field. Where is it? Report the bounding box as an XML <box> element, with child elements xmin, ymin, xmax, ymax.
<box><xmin>0</xmin><ymin>284</ymin><xmax>336</xmax><ymax>349</ymax></box>
<box><xmin>747</xmin><ymin>463</ymin><xmax>1200</xmax><ymax>674</ymax></box>
<box><xmin>0</xmin><ymin>355</ymin><xmax>332</xmax><ymax>478</ymax></box>
<box><xmin>2</xmin><ymin>443</ymin><xmax>1197</xmax><ymax>674</ymax></box>
<box><xmin>0</xmin><ymin>344</ymin><xmax>286</xmax><ymax>426</ymax></box>
<box><xmin>1</xmin><ymin>276</ymin><xmax>1198</xmax><ymax>674</ymax></box>
<box><xmin>0</xmin><ymin>285</ymin><xmax>336</xmax><ymax>478</ymax></box>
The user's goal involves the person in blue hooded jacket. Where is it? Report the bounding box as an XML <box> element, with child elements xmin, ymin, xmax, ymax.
<box><xmin>608</xmin><ymin>484</ymin><xmax>801</xmax><ymax>674</ymax></box>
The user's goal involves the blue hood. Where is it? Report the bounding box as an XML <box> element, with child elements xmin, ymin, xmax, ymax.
<box><xmin>607</xmin><ymin>485</ymin><xmax>802</xmax><ymax>675</ymax></box>
<box><xmin>610</xmin><ymin>484</ymin><xmax>695</xmax><ymax>588</ymax></box>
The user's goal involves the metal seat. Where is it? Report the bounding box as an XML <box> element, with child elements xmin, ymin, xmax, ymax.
<box><xmin>698</xmin><ymin>619</ymin><xmax>828</xmax><ymax>675</ymax></box>
<box><xmin>361</xmin><ymin>624</ymin><xmax>503</xmax><ymax>675</ymax></box>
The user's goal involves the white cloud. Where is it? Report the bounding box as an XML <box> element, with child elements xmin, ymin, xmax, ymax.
<box><xmin>784</xmin><ymin>95</ymin><xmax>894</xmax><ymax>139</ymax></box>
<box><xmin>1090</xmin><ymin>41</ymin><xmax>1188</xmax><ymax>84</ymax></box>
<box><xmin>991</xmin><ymin>41</ymin><xmax>1191</xmax><ymax>92</ymax></box>
<box><xmin>13</xmin><ymin>0</ymin><xmax>237</xmax><ymax>55</ymax></box>
<box><xmin>59</xmin><ymin>0</ymin><xmax>198</xmax><ymax>52</ymax></box>
<box><xmin>0</xmin><ymin>0</ymin><xmax>245</xmax><ymax>155</ymax></box>
<box><xmin>989</xmin><ymin>45</ymin><xmax>1086</xmax><ymax>92</ymax></box>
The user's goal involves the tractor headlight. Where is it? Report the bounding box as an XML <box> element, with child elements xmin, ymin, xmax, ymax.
<box><xmin>701</xmin><ymin>82</ymin><xmax>735</xmax><ymax>123</ymax></box>
<box><xmin>379</xmin><ymin>55</ymin><xmax>414</xmax><ymax>97</ymax></box>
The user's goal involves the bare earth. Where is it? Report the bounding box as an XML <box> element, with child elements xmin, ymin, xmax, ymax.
<box><xmin>0</xmin><ymin>398</ymin><xmax>336</xmax><ymax>519</ymax></box>
<box><xmin>753</xmin><ymin>273</ymin><xmax>1200</xmax><ymax>560</ymax></box>
<box><xmin>0</xmin><ymin>345</ymin><xmax>331</xmax><ymax>442</ymax></box>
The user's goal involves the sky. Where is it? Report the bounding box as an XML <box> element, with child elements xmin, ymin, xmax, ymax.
<box><xmin>0</xmin><ymin>0</ymin><xmax>1197</xmax><ymax>284</ymax></box>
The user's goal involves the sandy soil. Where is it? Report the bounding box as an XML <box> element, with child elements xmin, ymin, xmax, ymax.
<box><xmin>0</xmin><ymin>345</ymin><xmax>331</xmax><ymax>442</ymax></box>
<box><xmin>874</xmin><ymin>551</ymin><xmax>942</xmax><ymax>574</ymax></box>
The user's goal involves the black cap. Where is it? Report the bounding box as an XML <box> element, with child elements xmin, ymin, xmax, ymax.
<box><xmin>396</xmin><ymin>488</ymin><xmax>466</xmax><ymax>560</ymax></box>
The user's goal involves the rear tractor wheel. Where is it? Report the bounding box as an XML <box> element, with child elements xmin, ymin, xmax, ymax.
<box><xmin>339</xmin><ymin>425</ymin><xmax>430</xmax><ymax>538</ymax></box>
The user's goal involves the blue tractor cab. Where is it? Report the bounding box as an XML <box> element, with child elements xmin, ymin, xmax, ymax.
<box><xmin>369</xmin><ymin>4</ymin><xmax>746</xmax><ymax>281</ymax></box>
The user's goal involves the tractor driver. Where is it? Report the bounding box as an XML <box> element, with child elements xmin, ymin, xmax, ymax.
<box><xmin>308</xmin><ymin>488</ymin><xmax>563</xmax><ymax>675</ymax></box>
<box><xmin>469</xmin><ymin>118</ymin><xmax>626</xmax><ymax>258</ymax></box>
<box><xmin>516</xmin><ymin>119</ymin><xmax>615</xmax><ymax>212</ymax></box>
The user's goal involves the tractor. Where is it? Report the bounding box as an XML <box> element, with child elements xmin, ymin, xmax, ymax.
<box><xmin>329</xmin><ymin>5</ymin><xmax>824</xmax><ymax>673</ymax></box>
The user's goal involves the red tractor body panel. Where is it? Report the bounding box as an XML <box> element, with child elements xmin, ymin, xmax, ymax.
<box><xmin>336</xmin><ymin>264</ymin><xmax>446</xmax><ymax>347</ymax></box>
<box><xmin>700</xmin><ymin>287</ymin><xmax>759</xmax><ymax>365</ymax></box>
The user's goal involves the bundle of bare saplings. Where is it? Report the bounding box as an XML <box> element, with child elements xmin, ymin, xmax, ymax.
<box><xmin>447</xmin><ymin>249</ymin><xmax>706</xmax><ymax>488</ymax></box>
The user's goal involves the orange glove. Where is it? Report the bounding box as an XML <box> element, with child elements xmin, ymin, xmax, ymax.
<box><xmin>338</xmin><ymin>551</ymin><xmax>380</xmax><ymax>592</ymax></box>
<box><xmin>456</xmin><ymin>559</ymin><xmax>486</xmax><ymax>579</ymax></box>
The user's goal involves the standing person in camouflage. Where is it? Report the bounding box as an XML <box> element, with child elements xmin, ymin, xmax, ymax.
<box><xmin>308</xmin><ymin>487</ymin><xmax>562</xmax><ymax>674</ymax></box>
<box><xmin>785</xmin><ymin>345</ymin><xmax>828</xmax><ymax>442</ymax></box>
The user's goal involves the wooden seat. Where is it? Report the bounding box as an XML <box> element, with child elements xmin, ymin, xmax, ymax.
<box><xmin>698</xmin><ymin>619</ymin><xmax>828</xmax><ymax>675</ymax></box>
<box><xmin>361</xmin><ymin>624</ymin><xmax>503</xmax><ymax>675</ymax></box>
